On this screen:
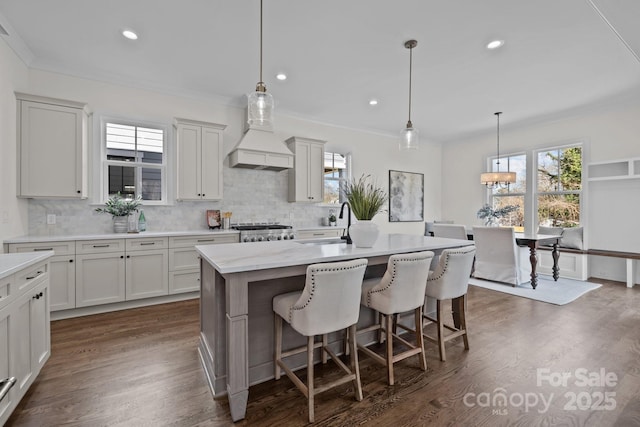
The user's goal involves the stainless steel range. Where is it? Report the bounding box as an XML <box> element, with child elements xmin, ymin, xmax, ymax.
<box><xmin>233</xmin><ymin>224</ymin><xmax>295</xmax><ymax>243</ymax></box>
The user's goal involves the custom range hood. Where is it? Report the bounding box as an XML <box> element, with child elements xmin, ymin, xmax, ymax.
<box><xmin>228</xmin><ymin>114</ymin><xmax>294</xmax><ymax>171</ymax></box>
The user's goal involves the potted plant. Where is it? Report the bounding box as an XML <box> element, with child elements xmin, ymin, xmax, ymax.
<box><xmin>343</xmin><ymin>174</ymin><xmax>387</xmax><ymax>247</ymax></box>
<box><xmin>476</xmin><ymin>203</ymin><xmax>518</xmax><ymax>226</ymax></box>
<box><xmin>95</xmin><ymin>193</ymin><xmax>142</xmax><ymax>233</ymax></box>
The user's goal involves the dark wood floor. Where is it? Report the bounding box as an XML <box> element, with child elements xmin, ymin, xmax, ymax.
<box><xmin>6</xmin><ymin>278</ymin><xmax>640</xmax><ymax>426</ymax></box>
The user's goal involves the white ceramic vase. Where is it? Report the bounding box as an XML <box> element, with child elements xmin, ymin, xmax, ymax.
<box><xmin>113</xmin><ymin>216</ymin><xmax>128</xmax><ymax>233</ymax></box>
<box><xmin>349</xmin><ymin>220</ymin><xmax>379</xmax><ymax>248</ymax></box>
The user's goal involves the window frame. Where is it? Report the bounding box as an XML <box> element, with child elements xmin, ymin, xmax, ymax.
<box><xmin>322</xmin><ymin>151</ymin><xmax>352</xmax><ymax>206</ymax></box>
<box><xmin>534</xmin><ymin>142</ymin><xmax>584</xmax><ymax>228</ymax></box>
<box><xmin>100</xmin><ymin>116</ymin><xmax>169</xmax><ymax>205</ymax></box>
<box><xmin>485</xmin><ymin>141</ymin><xmax>585</xmax><ymax>232</ymax></box>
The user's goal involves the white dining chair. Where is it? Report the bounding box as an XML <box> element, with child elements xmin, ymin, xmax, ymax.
<box><xmin>273</xmin><ymin>258</ymin><xmax>368</xmax><ymax>423</ymax></box>
<box><xmin>432</xmin><ymin>224</ymin><xmax>468</xmax><ymax>240</ymax></box>
<box><xmin>472</xmin><ymin>226</ymin><xmax>530</xmax><ymax>286</ymax></box>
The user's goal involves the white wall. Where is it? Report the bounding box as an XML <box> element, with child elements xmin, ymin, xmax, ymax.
<box><xmin>0</xmin><ymin>38</ymin><xmax>29</xmax><ymax>252</ymax></box>
<box><xmin>7</xmin><ymin>68</ymin><xmax>440</xmax><ymax>237</ymax></box>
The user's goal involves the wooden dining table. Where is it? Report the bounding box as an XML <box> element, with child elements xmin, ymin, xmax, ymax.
<box><xmin>513</xmin><ymin>233</ymin><xmax>561</xmax><ymax>289</ymax></box>
<box><xmin>431</xmin><ymin>229</ymin><xmax>562</xmax><ymax>289</ymax></box>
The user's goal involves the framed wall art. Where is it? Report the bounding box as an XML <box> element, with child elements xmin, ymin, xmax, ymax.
<box><xmin>389</xmin><ymin>170</ymin><xmax>424</xmax><ymax>222</ymax></box>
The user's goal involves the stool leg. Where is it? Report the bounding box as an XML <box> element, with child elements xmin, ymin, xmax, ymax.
<box><xmin>386</xmin><ymin>314</ymin><xmax>395</xmax><ymax>385</ymax></box>
<box><xmin>308</xmin><ymin>335</ymin><xmax>315</xmax><ymax>423</ymax></box>
<box><xmin>459</xmin><ymin>295</ymin><xmax>469</xmax><ymax>350</ymax></box>
<box><xmin>274</xmin><ymin>314</ymin><xmax>282</xmax><ymax>380</ymax></box>
<box><xmin>322</xmin><ymin>334</ymin><xmax>328</xmax><ymax>364</ymax></box>
<box><xmin>378</xmin><ymin>312</ymin><xmax>385</xmax><ymax>344</ymax></box>
<box><xmin>415</xmin><ymin>306</ymin><xmax>427</xmax><ymax>371</ymax></box>
<box><xmin>436</xmin><ymin>300</ymin><xmax>446</xmax><ymax>362</ymax></box>
<box><xmin>349</xmin><ymin>324</ymin><xmax>363</xmax><ymax>401</ymax></box>
<box><xmin>344</xmin><ymin>327</ymin><xmax>350</xmax><ymax>356</ymax></box>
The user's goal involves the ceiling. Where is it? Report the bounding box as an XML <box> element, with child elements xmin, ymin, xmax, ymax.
<box><xmin>1</xmin><ymin>0</ymin><xmax>639</xmax><ymax>142</ymax></box>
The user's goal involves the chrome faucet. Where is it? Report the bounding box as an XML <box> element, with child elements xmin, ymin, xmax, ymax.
<box><xmin>339</xmin><ymin>202</ymin><xmax>352</xmax><ymax>244</ymax></box>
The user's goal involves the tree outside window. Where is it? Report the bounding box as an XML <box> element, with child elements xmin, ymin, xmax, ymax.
<box><xmin>537</xmin><ymin>146</ymin><xmax>582</xmax><ymax>227</ymax></box>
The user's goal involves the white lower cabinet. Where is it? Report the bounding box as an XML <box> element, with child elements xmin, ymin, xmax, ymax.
<box><xmin>0</xmin><ymin>256</ymin><xmax>51</xmax><ymax>426</ymax></box>
<box><xmin>126</xmin><ymin>248</ymin><xmax>168</xmax><ymax>300</ymax></box>
<box><xmin>168</xmin><ymin>234</ymin><xmax>239</xmax><ymax>294</ymax></box>
<box><xmin>7</xmin><ymin>241</ymin><xmax>75</xmax><ymax>311</ymax></box>
<box><xmin>76</xmin><ymin>251</ymin><xmax>126</xmax><ymax>307</ymax></box>
<box><xmin>4</xmin><ymin>232</ymin><xmax>239</xmax><ymax>317</ymax></box>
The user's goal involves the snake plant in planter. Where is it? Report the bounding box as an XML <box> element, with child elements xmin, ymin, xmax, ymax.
<box><xmin>95</xmin><ymin>193</ymin><xmax>142</xmax><ymax>233</ymax></box>
<box><xmin>343</xmin><ymin>174</ymin><xmax>387</xmax><ymax>247</ymax></box>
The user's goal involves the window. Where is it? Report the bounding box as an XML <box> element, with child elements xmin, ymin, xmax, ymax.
<box><xmin>103</xmin><ymin>120</ymin><xmax>166</xmax><ymax>203</ymax></box>
<box><xmin>488</xmin><ymin>154</ymin><xmax>527</xmax><ymax>227</ymax></box>
<box><xmin>536</xmin><ymin>145</ymin><xmax>582</xmax><ymax>227</ymax></box>
<box><xmin>323</xmin><ymin>152</ymin><xmax>350</xmax><ymax>204</ymax></box>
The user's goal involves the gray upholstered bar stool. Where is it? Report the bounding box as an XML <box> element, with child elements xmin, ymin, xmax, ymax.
<box><xmin>357</xmin><ymin>251</ymin><xmax>434</xmax><ymax>385</ymax></box>
<box><xmin>273</xmin><ymin>258</ymin><xmax>368</xmax><ymax>423</ymax></box>
<box><xmin>423</xmin><ymin>246</ymin><xmax>476</xmax><ymax>361</ymax></box>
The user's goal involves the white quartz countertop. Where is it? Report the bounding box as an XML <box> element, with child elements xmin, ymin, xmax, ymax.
<box><xmin>4</xmin><ymin>229</ymin><xmax>240</xmax><ymax>244</ymax></box>
<box><xmin>0</xmin><ymin>251</ymin><xmax>54</xmax><ymax>280</ymax></box>
<box><xmin>196</xmin><ymin>233</ymin><xmax>474</xmax><ymax>274</ymax></box>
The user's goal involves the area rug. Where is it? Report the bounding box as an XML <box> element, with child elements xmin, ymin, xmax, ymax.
<box><xmin>469</xmin><ymin>275</ymin><xmax>601</xmax><ymax>305</ymax></box>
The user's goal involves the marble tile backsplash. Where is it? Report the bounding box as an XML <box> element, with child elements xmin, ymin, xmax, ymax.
<box><xmin>28</xmin><ymin>168</ymin><xmax>342</xmax><ymax>236</ymax></box>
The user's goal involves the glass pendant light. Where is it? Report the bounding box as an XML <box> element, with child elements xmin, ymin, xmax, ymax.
<box><xmin>400</xmin><ymin>39</ymin><xmax>419</xmax><ymax>151</ymax></box>
<box><xmin>480</xmin><ymin>112</ymin><xmax>516</xmax><ymax>187</ymax></box>
<box><xmin>247</xmin><ymin>0</ymin><xmax>274</xmax><ymax>129</ymax></box>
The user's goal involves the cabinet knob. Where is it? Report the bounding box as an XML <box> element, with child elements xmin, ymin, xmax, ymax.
<box><xmin>120</xmin><ymin>255</ymin><xmax>124</xmax><ymax>259</ymax></box>
<box><xmin>126</xmin><ymin>255</ymin><xmax>130</xmax><ymax>259</ymax></box>
<box><xmin>69</xmin><ymin>259</ymin><xmax>74</xmax><ymax>263</ymax></box>
<box><xmin>202</xmin><ymin>194</ymin><xmax>205</xmax><ymax>197</ymax></box>
<box><xmin>32</xmin><ymin>292</ymin><xmax>43</xmax><ymax>299</ymax></box>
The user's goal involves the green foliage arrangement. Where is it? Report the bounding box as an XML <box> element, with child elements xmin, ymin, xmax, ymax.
<box><xmin>95</xmin><ymin>193</ymin><xmax>142</xmax><ymax>217</ymax></box>
<box><xmin>343</xmin><ymin>174</ymin><xmax>387</xmax><ymax>220</ymax></box>
<box><xmin>477</xmin><ymin>203</ymin><xmax>518</xmax><ymax>226</ymax></box>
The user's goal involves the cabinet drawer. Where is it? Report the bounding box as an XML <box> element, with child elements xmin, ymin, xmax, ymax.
<box><xmin>76</xmin><ymin>239</ymin><xmax>124</xmax><ymax>254</ymax></box>
<box><xmin>126</xmin><ymin>237</ymin><xmax>168</xmax><ymax>251</ymax></box>
<box><xmin>8</xmin><ymin>241</ymin><xmax>74</xmax><ymax>256</ymax></box>
<box><xmin>297</xmin><ymin>229</ymin><xmax>344</xmax><ymax>239</ymax></box>
<box><xmin>169</xmin><ymin>234</ymin><xmax>238</xmax><ymax>248</ymax></box>
<box><xmin>15</xmin><ymin>261</ymin><xmax>48</xmax><ymax>293</ymax></box>
<box><xmin>169</xmin><ymin>269</ymin><xmax>200</xmax><ymax>294</ymax></box>
<box><xmin>169</xmin><ymin>248</ymin><xmax>200</xmax><ymax>271</ymax></box>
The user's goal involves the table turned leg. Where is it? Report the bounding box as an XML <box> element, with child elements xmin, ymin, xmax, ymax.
<box><xmin>552</xmin><ymin>242</ymin><xmax>560</xmax><ymax>281</ymax></box>
<box><xmin>528</xmin><ymin>242</ymin><xmax>539</xmax><ymax>289</ymax></box>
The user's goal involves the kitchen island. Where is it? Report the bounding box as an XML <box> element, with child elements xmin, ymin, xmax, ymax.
<box><xmin>196</xmin><ymin>233</ymin><xmax>474</xmax><ymax>421</ymax></box>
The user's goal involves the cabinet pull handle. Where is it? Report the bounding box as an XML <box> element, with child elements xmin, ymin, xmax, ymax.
<box><xmin>32</xmin><ymin>292</ymin><xmax>43</xmax><ymax>300</ymax></box>
<box><xmin>34</xmin><ymin>248</ymin><xmax>53</xmax><ymax>251</ymax></box>
<box><xmin>26</xmin><ymin>271</ymin><xmax>43</xmax><ymax>280</ymax></box>
<box><xmin>312</xmin><ymin>233</ymin><xmax>324</xmax><ymax>236</ymax></box>
<box><xmin>197</xmin><ymin>239</ymin><xmax>215</xmax><ymax>242</ymax></box>
<box><xmin>93</xmin><ymin>244</ymin><xmax>110</xmax><ymax>248</ymax></box>
<box><xmin>0</xmin><ymin>377</ymin><xmax>17</xmax><ymax>402</ymax></box>
<box><xmin>140</xmin><ymin>242</ymin><xmax>155</xmax><ymax>246</ymax></box>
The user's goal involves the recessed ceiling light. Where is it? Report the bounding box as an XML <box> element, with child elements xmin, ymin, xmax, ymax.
<box><xmin>276</xmin><ymin>73</ymin><xmax>287</xmax><ymax>81</ymax></box>
<box><xmin>486</xmin><ymin>40</ymin><xmax>504</xmax><ymax>50</ymax></box>
<box><xmin>122</xmin><ymin>30</ymin><xmax>138</xmax><ymax>40</ymax></box>
<box><xmin>369</xmin><ymin>99</ymin><xmax>378</xmax><ymax>106</ymax></box>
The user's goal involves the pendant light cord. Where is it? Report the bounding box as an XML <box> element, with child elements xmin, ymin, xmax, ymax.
<box><xmin>259</xmin><ymin>0</ymin><xmax>263</xmax><ymax>85</ymax></box>
<box><xmin>407</xmin><ymin>44</ymin><xmax>413</xmax><ymax>127</ymax></box>
<box><xmin>495</xmin><ymin>111</ymin><xmax>502</xmax><ymax>171</ymax></box>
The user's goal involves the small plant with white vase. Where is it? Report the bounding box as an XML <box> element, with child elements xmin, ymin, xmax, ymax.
<box><xmin>343</xmin><ymin>174</ymin><xmax>387</xmax><ymax>247</ymax></box>
<box><xmin>95</xmin><ymin>193</ymin><xmax>142</xmax><ymax>233</ymax></box>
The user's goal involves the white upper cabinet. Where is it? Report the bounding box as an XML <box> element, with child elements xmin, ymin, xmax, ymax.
<box><xmin>16</xmin><ymin>93</ymin><xmax>90</xmax><ymax>199</ymax></box>
<box><xmin>286</xmin><ymin>136</ymin><xmax>326</xmax><ymax>203</ymax></box>
<box><xmin>175</xmin><ymin>118</ymin><xmax>226</xmax><ymax>201</ymax></box>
